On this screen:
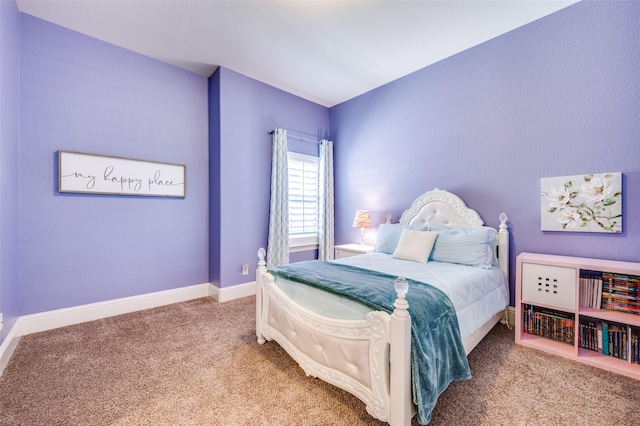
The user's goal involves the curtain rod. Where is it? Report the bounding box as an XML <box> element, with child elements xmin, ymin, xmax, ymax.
<box><xmin>269</xmin><ymin>129</ymin><xmax>320</xmax><ymax>144</ymax></box>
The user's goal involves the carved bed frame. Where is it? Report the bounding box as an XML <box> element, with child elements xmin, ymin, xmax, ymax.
<box><xmin>256</xmin><ymin>188</ymin><xmax>509</xmax><ymax>426</ymax></box>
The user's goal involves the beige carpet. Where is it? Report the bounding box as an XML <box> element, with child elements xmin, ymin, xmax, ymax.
<box><xmin>1</xmin><ymin>296</ymin><xmax>639</xmax><ymax>425</ymax></box>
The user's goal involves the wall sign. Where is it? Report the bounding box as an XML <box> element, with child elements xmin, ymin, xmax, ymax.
<box><xmin>58</xmin><ymin>150</ymin><xmax>186</xmax><ymax>197</ymax></box>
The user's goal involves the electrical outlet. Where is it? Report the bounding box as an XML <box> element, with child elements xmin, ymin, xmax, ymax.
<box><xmin>242</xmin><ymin>263</ymin><xmax>249</xmax><ymax>275</ymax></box>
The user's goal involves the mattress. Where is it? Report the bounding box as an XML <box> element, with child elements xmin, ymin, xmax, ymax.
<box><xmin>274</xmin><ymin>252</ymin><xmax>508</xmax><ymax>340</ymax></box>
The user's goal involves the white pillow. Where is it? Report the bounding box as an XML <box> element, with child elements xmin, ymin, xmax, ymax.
<box><xmin>392</xmin><ymin>229</ymin><xmax>438</xmax><ymax>263</ymax></box>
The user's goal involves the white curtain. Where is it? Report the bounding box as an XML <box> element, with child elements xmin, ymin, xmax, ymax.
<box><xmin>318</xmin><ymin>139</ymin><xmax>335</xmax><ymax>260</ymax></box>
<box><xmin>267</xmin><ymin>128</ymin><xmax>289</xmax><ymax>268</ymax></box>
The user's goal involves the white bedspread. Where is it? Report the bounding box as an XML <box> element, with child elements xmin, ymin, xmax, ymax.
<box><xmin>274</xmin><ymin>252</ymin><xmax>508</xmax><ymax>340</ymax></box>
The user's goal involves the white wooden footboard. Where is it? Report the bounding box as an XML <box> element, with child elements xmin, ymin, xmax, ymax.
<box><xmin>256</xmin><ymin>250</ymin><xmax>413</xmax><ymax>425</ymax></box>
<box><xmin>254</xmin><ymin>191</ymin><xmax>510</xmax><ymax>425</ymax></box>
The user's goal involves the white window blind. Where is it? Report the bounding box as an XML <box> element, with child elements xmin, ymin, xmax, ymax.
<box><xmin>288</xmin><ymin>152</ymin><xmax>319</xmax><ymax>248</ymax></box>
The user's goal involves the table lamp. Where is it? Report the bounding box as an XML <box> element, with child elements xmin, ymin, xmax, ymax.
<box><xmin>352</xmin><ymin>210</ymin><xmax>371</xmax><ymax>245</ymax></box>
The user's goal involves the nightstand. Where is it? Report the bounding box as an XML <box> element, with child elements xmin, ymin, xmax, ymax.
<box><xmin>334</xmin><ymin>243</ymin><xmax>375</xmax><ymax>259</ymax></box>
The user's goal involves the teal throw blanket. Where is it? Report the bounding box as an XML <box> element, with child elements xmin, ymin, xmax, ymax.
<box><xmin>269</xmin><ymin>261</ymin><xmax>471</xmax><ymax>425</ymax></box>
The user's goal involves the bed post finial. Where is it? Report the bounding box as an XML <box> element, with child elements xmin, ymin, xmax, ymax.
<box><xmin>257</xmin><ymin>247</ymin><xmax>266</xmax><ymax>270</ymax></box>
<box><xmin>499</xmin><ymin>213</ymin><xmax>508</xmax><ymax>232</ymax></box>
<box><xmin>393</xmin><ymin>277</ymin><xmax>409</xmax><ymax>316</ymax></box>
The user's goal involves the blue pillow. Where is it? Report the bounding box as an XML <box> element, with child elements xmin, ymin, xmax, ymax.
<box><xmin>430</xmin><ymin>225</ymin><xmax>496</xmax><ymax>268</ymax></box>
<box><xmin>375</xmin><ymin>224</ymin><xmax>404</xmax><ymax>254</ymax></box>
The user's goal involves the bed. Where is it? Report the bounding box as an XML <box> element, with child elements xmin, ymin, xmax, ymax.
<box><xmin>255</xmin><ymin>188</ymin><xmax>509</xmax><ymax>425</ymax></box>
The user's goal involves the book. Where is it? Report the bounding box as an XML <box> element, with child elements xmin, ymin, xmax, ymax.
<box><xmin>578</xmin><ymin>318</ymin><xmax>633</xmax><ymax>360</ymax></box>
<box><xmin>632</xmin><ymin>328</ymin><xmax>640</xmax><ymax>364</ymax></box>
<box><xmin>601</xmin><ymin>272</ymin><xmax>640</xmax><ymax>315</ymax></box>
<box><xmin>524</xmin><ymin>304</ymin><xmax>575</xmax><ymax>345</ymax></box>
<box><xmin>580</xmin><ymin>270</ymin><xmax>603</xmax><ymax>309</ymax></box>
<box><xmin>602</xmin><ymin>322</ymin><xmax>609</xmax><ymax>356</ymax></box>
<box><xmin>611</xmin><ymin>324</ymin><xmax>619</xmax><ymax>358</ymax></box>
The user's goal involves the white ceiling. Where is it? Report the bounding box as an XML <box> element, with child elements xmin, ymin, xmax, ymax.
<box><xmin>16</xmin><ymin>0</ymin><xmax>578</xmax><ymax>107</ymax></box>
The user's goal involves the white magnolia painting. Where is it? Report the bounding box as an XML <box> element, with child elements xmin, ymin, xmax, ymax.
<box><xmin>541</xmin><ymin>172</ymin><xmax>622</xmax><ymax>233</ymax></box>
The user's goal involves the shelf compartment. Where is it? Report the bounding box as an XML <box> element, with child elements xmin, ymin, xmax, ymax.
<box><xmin>522</xmin><ymin>304</ymin><xmax>575</xmax><ymax>345</ymax></box>
<box><xmin>522</xmin><ymin>263</ymin><xmax>576</xmax><ymax>311</ymax></box>
<box><xmin>519</xmin><ymin>332</ymin><xmax>577</xmax><ymax>359</ymax></box>
<box><xmin>577</xmin><ymin>348</ymin><xmax>640</xmax><ymax>380</ymax></box>
<box><xmin>579</xmin><ymin>307</ymin><xmax>640</xmax><ymax>327</ymax></box>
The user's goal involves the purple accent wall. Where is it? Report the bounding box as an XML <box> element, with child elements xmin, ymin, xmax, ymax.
<box><xmin>211</xmin><ymin>67</ymin><xmax>329</xmax><ymax>287</ymax></box>
<box><xmin>19</xmin><ymin>15</ymin><xmax>209</xmax><ymax>314</ymax></box>
<box><xmin>4</xmin><ymin>0</ymin><xmax>637</xmax><ymax>337</ymax></box>
<box><xmin>331</xmin><ymin>1</ymin><xmax>640</xmax><ymax>305</ymax></box>
<box><xmin>0</xmin><ymin>0</ymin><xmax>21</xmax><ymax>341</ymax></box>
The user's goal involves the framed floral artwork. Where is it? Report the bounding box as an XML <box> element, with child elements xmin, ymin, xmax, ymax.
<box><xmin>541</xmin><ymin>172</ymin><xmax>622</xmax><ymax>233</ymax></box>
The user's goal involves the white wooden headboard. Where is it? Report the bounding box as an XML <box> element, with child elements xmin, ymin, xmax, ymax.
<box><xmin>398</xmin><ymin>188</ymin><xmax>510</xmax><ymax>301</ymax></box>
<box><xmin>399</xmin><ymin>188</ymin><xmax>484</xmax><ymax>228</ymax></box>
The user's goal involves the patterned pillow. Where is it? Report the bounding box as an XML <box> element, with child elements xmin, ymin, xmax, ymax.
<box><xmin>430</xmin><ymin>225</ymin><xmax>496</xmax><ymax>268</ymax></box>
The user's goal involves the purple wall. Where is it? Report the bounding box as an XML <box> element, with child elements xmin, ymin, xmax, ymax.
<box><xmin>6</xmin><ymin>0</ymin><xmax>637</xmax><ymax>333</ymax></box>
<box><xmin>0</xmin><ymin>0</ymin><xmax>21</xmax><ymax>340</ymax></box>
<box><xmin>19</xmin><ymin>15</ymin><xmax>209</xmax><ymax>314</ymax></box>
<box><xmin>211</xmin><ymin>67</ymin><xmax>329</xmax><ymax>287</ymax></box>
<box><xmin>331</xmin><ymin>1</ymin><xmax>640</xmax><ymax>305</ymax></box>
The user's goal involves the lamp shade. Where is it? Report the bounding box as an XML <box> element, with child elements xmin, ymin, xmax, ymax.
<box><xmin>352</xmin><ymin>210</ymin><xmax>371</xmax><ymax>228</ymax></box>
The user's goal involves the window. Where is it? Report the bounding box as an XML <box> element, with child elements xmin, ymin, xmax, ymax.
<box><xmin>288</xmin><ymin>152</ymin><xmax>319</xmax><ymax>250</ymax></box>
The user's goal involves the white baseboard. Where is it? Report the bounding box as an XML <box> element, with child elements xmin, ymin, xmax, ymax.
<box><xmin>506</xmin><ymin>305</ymin><xmax>515</xmax><ymax>328</ymax></box>
<box><xmin>18</xmin><ymin>282</ymin><xmax>213</xmax><ymax>336</ymax></box>
<box><xmin>0</xmin><ymin>280</ymin><xmax>258</xmax><ymax>376</ymax></box>
<box><xmin>210</xmin><ymin>280</ymin><xmax>257</xmax><ymax>302</ymax></box>
<box><xmin>0</xmin><ymin>320</ymin><xmax>21</xmax><ymax>376</ymax></box>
